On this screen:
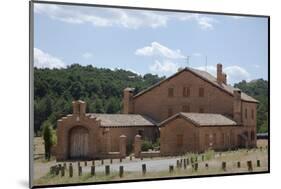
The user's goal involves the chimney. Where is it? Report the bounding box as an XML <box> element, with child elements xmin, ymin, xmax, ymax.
<box><xmin>217</xmin><ymin>63</ymin><xmax>227</xmax><ymax>85</ymax></box>
<box><xmin>123</xmin><ymin>88</ymin><xmax>135</xmax><ymax>114</ymax></box>
<box><xmin>222</xmin><ymin>73</ymin><xmax>227</xmax><ymax>84</ymax></box>
<box><xmin>72</xmin><ymin>100</ymin><xmax>86</xmax><ymax>116</ymax></box>
<box><xmin>233</xmin><ymin>89</ymin><xmax>242</xmax><ymax>125</ymax></box>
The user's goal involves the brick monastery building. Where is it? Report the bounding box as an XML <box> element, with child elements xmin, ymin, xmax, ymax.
<box><xmin>56</xmin><ymin>64</ymin><xmax>258</xmax><ymax>160</ymax></box>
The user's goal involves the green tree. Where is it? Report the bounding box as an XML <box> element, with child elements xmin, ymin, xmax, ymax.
<box><xmin>42</xmin><ymin>121</ymin><xmax>55</xmax><ymax>160</ymax></box>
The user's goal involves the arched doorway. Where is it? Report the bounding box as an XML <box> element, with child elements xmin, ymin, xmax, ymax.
<box><xmin>69</xmin><ymin>126</ymin><xmax>89</xmax><ymax>159</ymax></box>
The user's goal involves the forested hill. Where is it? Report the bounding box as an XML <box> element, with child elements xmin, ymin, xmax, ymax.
<box><xmin>34</xmin><ymin>64</ymin><xmax>268</xmax><ymax>134</ymax></box>
<box><xmin>234</xmin><ymin>79</ymin><xmax>268</xmax><ymax>133</ymax></box>
<box><xmin>34</xmin><ymin>64</ymin><xmax>164</xmax><ymax>134</ymax></box>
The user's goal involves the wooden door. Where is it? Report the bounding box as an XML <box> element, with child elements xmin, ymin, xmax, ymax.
<box><xmin>69</xmin><ymin>127</ymin><xmax>89</xmax><ymax>159</ymax></box>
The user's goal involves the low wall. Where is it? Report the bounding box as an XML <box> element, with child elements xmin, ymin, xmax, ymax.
<box><xmin>97</xmin><ymin>152</ymin><xmax>121</xmax><ymax>159</ymax></box>
<box><xmin>140</xmin><ymin>151</ymin><xmax>160</xmax><ymax>158</ymax></box>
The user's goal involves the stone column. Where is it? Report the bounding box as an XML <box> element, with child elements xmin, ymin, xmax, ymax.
<box><xmin>134</xmin><ymin>135</ymin><xmax>142</xmax><ymax>158</ymax></box>
<box><xmin>119</xmin><ymin>135</ymin><xmax>127</xmax><ymax>158</ymax></box>
<box><xmin>103</xmin><ymin>128</ymin><xmax>111</xmax><ymax>153</ymax></box>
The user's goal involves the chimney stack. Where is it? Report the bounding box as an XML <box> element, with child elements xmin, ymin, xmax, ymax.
<box><xmin>72</xmin><ymin>100</ymin><xmax>86</xmax><ymax>116</ymax></box>
<box><xmin>217</xmin><ymin>63</ymin><xmax>227</xmax><ymax>85</ymax></box>
<box><xmin>233</xmin><ymin>89</ymin><xmax>242</xmax><ymax>125</ymax></box>
<box><xmin>123</xmin><ymin>88</ymin><xmax>135</xmax><ymax>114</ymax></box>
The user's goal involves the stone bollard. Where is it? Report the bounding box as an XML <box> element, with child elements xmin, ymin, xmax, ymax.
<box><xmin>61</xmin><ymin>166</ymin><xmax>65</xmax><ymax>177</ymax></box>
<box><xmin>119</xmin><ymin>166</ymin><xmax>124</xmax><ymax>178</ymax></box>
<box><xmin>69</xmin><ymin>163</ymin><xmax>73</xmax><ymax>177</ymax></box>
<box><xmin>120</xmin><ymin>158</ymin><xmax>122</xmax><ymax>163</ymax></box>
<box><xmin>237</xmin><ymin>161</ymin><xmax>241</xmax><ymax>168</ymax></box>
<box><xmin>92</xmin><ymin>160</ymin><xmax>95</xmax><ymax>166</ymax></box>
<box><xmin>186</xmin><ymin>158</ymin><xmax>189</xmax><ymax>165</ymax></box>
<box><xmin>257</xmin><ymin>160</ymin><xmax>261</xmax><ymax>167</ymax></box>
<box><xmin>101</xmin><ymin>159</ymin><xmax>104</xmax><ymax>165</ymax></box>
<box><xmin>110</xmin><ymin>159</ymin><xmax>113</xmax><ymax>164</ymax></box>
<box><xmin>78</xmin><ymin>161</ymin><xmax>80</xmax><ymax>168</ymax></box>
<box><xmin>50</xmin><ymin>166</ymin><xmax>56</xmax><ymax>175</ymax></box>
<box><xmin>84</xmin><ymin>161</ymin><xmax>87</xmax><ymax>166</ymax></box>
<box><xmin>247</xmin><ymin>161</ymin><xmax>253</xmax><ymax>171</ymax></box>
<box><xmin>194</xmin><ymin>163</ymin><xmax>198</xmax><ymax>171</ymax></box>
<box><xmin>169</xmin><ymin>165</ymin><xmax>174</xmax><ymax>173</ymax></box>
<box><xmin>222</xmin><ymin>162</ymin><xmax>226</xmax><ymax>171</ymax></box>
<box><xmin>78</xmin><ymin>166</ymin><xmax>82</xmax><ymax>176</ymax></box>
<box><xmin>105</xmin><ymin>165</ymin><xmax>110</xmax><ymax>175</ymax></box>
<box><xmin>184</xmin><ymin>160</ymin><xmax>187</xmax><ymax>169</ymax></box>
<box><xmin>55</xmin><ymin>165</ymin><xmax>60</xmax><ymax>175</ymax></box>
<box><xmin>205</xmin><ymin>163</ymin><xmax>208</xmax><ymax>168</ymax></box>
<box><xmin>91</xmin><ymin>166</ymin><xmax>95</xmax><ymax>176</ymax></box>
<box><xmin>63</xmin><ymin>162</ymin><xmax>67</xmax><ymax>170</ymax></box>
<box><xmin>191</xmin><ymin>157</ymin><xmax>194</xmax><ymax>164</ymax></box>
<box><xmin>176</xmin><ymin>160</ymin><xmax>180</xmax><ymax>168</ymax></box>
<box><xmin>195</xmin><ymin>156</ymin><xmax>198</xmax><ymax>162</ymax></box>
<box><xmin>202</xmin><ymin>155</ymin><xmax>204</xmax><ymax>161</ymax></box>
<box><xmin>130</xmin><ymin>156</ymin><xmax>132</xmax><ymax>161</ymax></box>
<box><xmin>142</xmin><ymin>164</ymin><xmax>146</xmax><ymax>175</ymax></box>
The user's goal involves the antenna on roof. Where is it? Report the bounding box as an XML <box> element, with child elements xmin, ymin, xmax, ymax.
<box><xmin>186</xmin><ymin>56</ymin><xmax>190</xmax><ymax>68</ymax></box>
<box><xmin>205</xmin><ymin>56</ymin><xmax>208</xmax><ymax>72</ymax></box>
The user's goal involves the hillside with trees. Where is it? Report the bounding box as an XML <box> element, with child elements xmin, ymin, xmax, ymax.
<box><xmin>34</xmin><ymin>64</ymin><xmax>268</xmax><ymax>134</ymax></box>
<box><xmin>34</xmin><ymin>64</ymin><xmax>164</xmax><ymax>134</ymax></box>
<box><xmin>234</xmin><ymin>79</ymin><xmax>269</xmax><ymax>133</ymax></box>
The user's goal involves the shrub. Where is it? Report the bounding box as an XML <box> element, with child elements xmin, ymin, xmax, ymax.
<box><xmin>141</xmin><ymin>140</ymin><xmax>153</xmax><ymax>151</ymax></box>
<box><xmin>42</xmin><ymin>121</ymin><xmax>56</xmax><ymax>160</ymax></box>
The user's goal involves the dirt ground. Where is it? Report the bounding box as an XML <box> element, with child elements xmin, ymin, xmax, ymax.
<box><xmin>32</xmin><ymin>139</ymin><xmax>269</xmax><ymax>186</ymax></box>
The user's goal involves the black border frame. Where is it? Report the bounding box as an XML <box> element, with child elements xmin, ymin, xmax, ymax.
<box><xmin>29</xmin><ymin>0</ymin><xmax>270</xmax><ymax>188</ymax></box>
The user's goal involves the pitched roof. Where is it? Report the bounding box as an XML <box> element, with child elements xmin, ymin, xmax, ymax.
<box><xmin>133</xmin><ymin>67</ymin><xmax>258</xmax><ymax>103</ymax></box>
<box><xmin>87</xmin><ymin>113</ymin><xmax>156</xmax><ymax>127</ymax></box>
<box><xmin>159</xmin><ymin>112</ymin><xmax>237</xmax><ymax>127</ymax></box>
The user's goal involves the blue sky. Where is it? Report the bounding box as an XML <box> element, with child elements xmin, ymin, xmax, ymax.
<box><xmin>34</xmin><ymin>3</ymin><xmax>268</xmax><ymax>84</ymax></box>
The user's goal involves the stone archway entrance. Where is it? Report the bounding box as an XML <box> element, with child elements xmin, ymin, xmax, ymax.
<box><xmin>69</xmin><ymin>126</ymin><xmax>89</xmax><ymax>159</ymax></box>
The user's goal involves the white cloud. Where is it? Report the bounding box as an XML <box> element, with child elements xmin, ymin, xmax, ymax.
<box><xmin>149</xmin><ymin>60</ymin><xmax>179</xmax><ymax>75</ymax></box>
<box><xmin>34</xmin><ymin>4</ymin><xmax>218</xmax><ymax>30</ymax></box>
<box><xmin>192</xmin><ymin>52</ymin><xmax>202</xmax><ymax>57</ymax></box>
<box><xmin>135</xmin><ymin>42</ymin><xmax>185</xmax><ymax>59</ymax></box>
<box><xmin>34</xmin><ymin>48</ymin><xmax>65</xmax><ymax>69</ymax></box>
<box><xmin>82</xmin><ymin>52</ymin><xmax>93</xmax><ymax>59</ymax></box>
<box><xmin>230</xmin><ymin>15</ymin><xmax>244</xmax><ymax>20</ymax></box>
<box><xmin>195</xmin><ymin>65</ymin><xmax>250</xmax><ymax>84</ymax></box>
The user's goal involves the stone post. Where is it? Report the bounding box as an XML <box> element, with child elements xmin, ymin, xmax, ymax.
<box><xmin>91</xmin><ymin>166</ymin><xmax>95</xmax><ymax>176</ymax></box>
<box><xmin>222</xmin><ymin>162</ymin><xmax>226</xmax><ymax>171</ymax></box>
<box><xmin>69</xmin><ymin>163</ymin><xmax>73</xmax><ymax>177</ymax></box>
<box><xmin>142</xmin><ymin>164</ymin><xmax>146</xmax><ymax>175</ymax></box>
<box><xmin>119</xmin><ymin>166</ymin><xmax>124</xmax><ymax>177</ymax></box>
<box><xmin>257</xmin><ymin>160</ymin><xmax>260</xmax><ymax>167</ymax></box>
<box><xmin>105</xmin><ymin>165</ymin><xmax>110</xmax><ymax>175</ymax></box>
<box><xmin>169</xmin><ymin>165</ymin><xmax>174</xmax><ymax>173</ymax></box>
<box><xmin>119</xmin><ymin>135</ymin><xmax>127</xmax><ymax>158</ymax></box>
<box><xmin>134</xmin><ymin>135</ymin><xmax>142</xmax><ymax>158</ymax></box>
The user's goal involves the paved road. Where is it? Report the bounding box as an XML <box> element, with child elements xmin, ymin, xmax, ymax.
<box><xmin>84</xmin><ymin>158</ymin><xmax>181</xmax><ymax>173</ymax></box>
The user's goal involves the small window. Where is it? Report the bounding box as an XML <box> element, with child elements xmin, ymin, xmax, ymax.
<box><xmin>251</xmin><ymin>109</ymin><xmax>254</xmax><ymax>120</ymax></box>
<box><xmin>176</xmin><ymin>134</ymin><xmax>183</xmax><ymax>147</ymax></box>
<box><xmin>168</xmin><ymin>107</ymin><xmax>173</xmax><ymax>117</ymax></box>
<box><xmin>199</xmin><ymin>107</ymin><xmax>204</xmax><ymax>113</ymax></box>
<box><xmin>199</xmin><ymin>87</ymin><xmax>204</xmax><ymax>97</ymax></box>
<box><xmin>245</xmin><ymin>108</ymin><xmax>248</xmax><ymax>119</ymax></box>
<box><xmin>182</xmin><ymin>105</ymin><xmax>190</xmax><ymax>112</ymax></box>
<box><xmin>168</xmin><ymin>88</ymin><xmax>174</xmax><ymax>97</ymax></box>
<box><xmin>183</xmin><ymin>87</ymin><xmax>190</xmax><ymax>97</ymax></box>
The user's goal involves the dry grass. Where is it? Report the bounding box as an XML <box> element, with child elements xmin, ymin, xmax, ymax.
<box><xmin>33</xmin><ymin>147</ymin><xmax>268</xmax><ymax>187</ymax></box>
